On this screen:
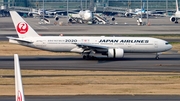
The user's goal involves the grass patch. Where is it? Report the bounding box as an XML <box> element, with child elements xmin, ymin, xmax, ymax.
<box><xmin>0</xmin><ymin>69</ymin><xmax>180</xmax><ymax>95</ymax></box>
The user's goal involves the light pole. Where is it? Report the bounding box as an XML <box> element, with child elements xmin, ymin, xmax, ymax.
<box><xmin>146</xmin><ymin>0</ymin><xmax>149</xmax><ymax>24</ymax></box>
<box><xmin>86</xmin><ymin>0</ymin><xmax>87</xmax><ymax>10</ymax></box>
<box><xmin>166</xmin><ymin>0</ymin><xmax>168</xmax><ymax>16</ymax></box>
<box><xmin>141</xmin><ymin>0</ymin><xmax>142</xmax><ymax>20</ymax></box>
<box><xmin>81</xmin><ymin>0</ymin><xmax>82</xmax><ymax>10</ymax></box>
<box><xmin>43</xmin><ymin>0</ymin><xmax>44</xmax><ymax>23</ymax></box>
<box><xmin>67</xmin><ymin>0</ymin><xmax>69</xmax><ymax>22</ymax></box>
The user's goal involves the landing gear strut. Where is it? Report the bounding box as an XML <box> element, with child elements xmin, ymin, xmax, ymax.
<box><xmin>175</xmin><ymin>20</ymin><xmax>178</xmax><ymax>23</ymax></box>
<box><xmin>155</xmin><ymin>53</ymin><xmax>160</xmax><ymax>60</ymax></box>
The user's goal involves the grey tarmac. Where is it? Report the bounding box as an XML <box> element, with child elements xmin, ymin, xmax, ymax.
<box><xmin>0</xmin><ymin>54</ymin><xmax>180</xmax><ymax>72</ymax></box>
<box><xmin>1</xmin><ymin>95</ymin><xmax>180</xmax><ymax>101</ymax></box>
<box><xmin>1</xmin><ymin>17</ymin><xmax>180</xmax><ymax>35</ymax></box>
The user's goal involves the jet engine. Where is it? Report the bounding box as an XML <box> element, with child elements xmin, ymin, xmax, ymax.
<box><xmin>125</xmin><ymin>12</ymin><xmax>132</xmax><ymax>17</ymax></box>
<box><xmin>170</xmin><ymin>16</ymin><xmax>176</xmax><ymax>22</ymax></box>
<box><xmin>108</xmin><ymin>48</ymin><xmax>124</xmax><ymax>58</ymax></box>
<box><xmin>111</xmin><ymin>17</ymin><xmax>115</xmax><ymax>21</ymax></box>
<box><xmin>69</xmin><ymin>18</ymin><xmax>73</xmax><ymax>23</ymax></box>
<box><xmin>54</xmin><ymin>16</ymin><xmax>59</xmax><ymax>21</ymax></box>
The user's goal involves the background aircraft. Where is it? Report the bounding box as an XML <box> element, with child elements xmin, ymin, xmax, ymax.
<box><xmin>170</xmin><ymin>0</ymin><xmax>180</xmax><ymax>23</ymax></box>
<box><xmin>68</xmin><ymin>10</ymin><xmax>93</xmax><ymax>24</ymax></box>
<box><xmin>125</xmin><ymin>2</ymin><xmax>146</xmax><ymax>17</ymax></box>
<box><xmin>68</xmin><ymin>10</ymin><xmax>113</xmax><ymax>24</ymax></box>
<box><xmin>8</xmin><ymin>11</ymin><xmax>172</xmax><ymax>59</ymax></box>
<box><xmin>14</xmin><ymin>54</ymin><xmax>25</xmax><ymax>101</ymax></box>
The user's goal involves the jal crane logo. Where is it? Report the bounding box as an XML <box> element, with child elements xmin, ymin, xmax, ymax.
<box><xmin>17</xmin><ymin>22</ymin><xmax>28</xmax><ymax>34</ymax></box>
<box><xmin>17</xmin><ymin>90</ymin><xmax>22</xmax><ymax>101</ymax></box>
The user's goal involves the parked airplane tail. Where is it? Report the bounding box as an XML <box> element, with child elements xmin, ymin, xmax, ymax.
<box><xmin>14</xmin><ymin>54</ymin><xmax>25</xmax><ymax>101</ymax></box>
<box><xmin>176</xmin><ymin>0</ymin><xmax>179</xmax><ymax>11</ymax></box>
<box><xmin>10</xmin><ymin>11</ymin><xmax>39</xmax><ymax>38</ymax></box>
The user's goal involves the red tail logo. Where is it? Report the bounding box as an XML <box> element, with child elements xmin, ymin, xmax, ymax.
<box><xmin>17</xmin><ymin>22</ymin><xmax>28</xmax><ymax>34</ymax></box>
<box><xmin>17</xmin><ymin>90</ymin><xmax>22</xmax><ymax>101</ymax></box>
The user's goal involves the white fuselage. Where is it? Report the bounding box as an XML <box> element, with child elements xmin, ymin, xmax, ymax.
<box><xmin>79</xmin><ymin>10</ymin><xmax>93</xmax><ymax>21</ymax></box>
<box><xmin>11</xmin><ymin>36</ymin><xmax>172</xmax><ymax>53</ymax></box>
<box><xmin>70</xmin><ymin>10</ymin><xmax>93</xmax><ymax>21</ymax></box>
<box><xmin>175</xmin><ymin>11</ymin><xmax>180</xmax><ymax>17</ymax></box>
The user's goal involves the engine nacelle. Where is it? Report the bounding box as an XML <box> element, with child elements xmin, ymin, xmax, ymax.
<box><xmin>69</xmin><ymin>18</ymin><xmax>73</xmax><ymax>23</ymax></box>
<box><xmin>108</xmin><ymin>48</ymin><xmax>124</xmax><ymax>58</ymax></box>
<box><xmin>54</xmin><ymin>16</ymin><xmax>59</xmax><ymax>21</ymax></box>
<box><xmin>125</xmin><ymin>12</ymin><xmax>132</xmax><ymax>17</ymax></box>
<box><xmin>170</xmin><ymin>16</ymin><xmax>176</xmax><ymax>22</ymax></box>
<box><xmin>111</xmin><ymin>17</ymin><xmax>115</xmax><ymax>21</ymax></box>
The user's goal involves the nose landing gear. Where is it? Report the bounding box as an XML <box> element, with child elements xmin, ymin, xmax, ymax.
<box><xmin>155</xmin><ymin>53</ymin><xmax>161</xmax><ymax>60</ymax></box>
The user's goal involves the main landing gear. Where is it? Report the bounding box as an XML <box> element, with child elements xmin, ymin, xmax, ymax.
<box><xmin>83</xmin><ymin>55</ymin><xmax>96</xmax><ymax>60</ymax></box>
<box><xmin>83</xmin><ymin>55</ymin><xmax>89</xmax><ymax>59</ymax></box>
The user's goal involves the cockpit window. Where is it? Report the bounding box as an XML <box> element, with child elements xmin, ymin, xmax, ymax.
<box><xmin>165</xmin><ymin>42</ymin><xmax>170</xmax><ymax>45</ymax></box>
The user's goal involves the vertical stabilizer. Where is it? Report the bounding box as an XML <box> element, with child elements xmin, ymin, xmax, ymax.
<box><xmin>176</xmin><ymin>0</ymin><xmax>179</xmax><ymax>11</ymax></box>
<box><xmin>10</xmin><ymin>11</ymin><xmax>39</xmax><ymax>38</ymax></box>
<box><xmin>14</xmin><ymin>54</ymin><xmax>25</xmax><ymax>101</ymax></box>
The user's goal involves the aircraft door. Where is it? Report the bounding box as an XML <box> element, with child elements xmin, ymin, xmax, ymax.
<box><xmin>35</xmin><ymin>40</ymin><xmax>46</xmax><ymax>47</ymax></box>
<box><xmin>154</xmin><ymin>41</ymin><xmax>158</xmax><ymax>48</ymax></box>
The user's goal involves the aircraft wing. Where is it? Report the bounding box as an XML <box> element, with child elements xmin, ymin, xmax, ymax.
<box><xmin>76</xmin><ymin>43</ymin><xmax>112</xmax><ymax>53</ymax></box>
<box><xmin>7</xmin><ymin>37</ymin><xmax>33</xmax><ymax>43</ymax></box>
<box><xmin>174</xmin><ymin>16</ymin><xmax>180</xmax><ymax>19</ymax></box>
<box><xmin>77</xmin><ymin>43</ymin><xmax>108</xmax><ymax>49</ymax></box>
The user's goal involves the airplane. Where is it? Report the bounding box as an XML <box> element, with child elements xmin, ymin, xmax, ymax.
<box><xmin>28</xmin><ymin>9</ymin><xmax>51</xmax><ymax>24</ymax></box>
<box><xmin>170</xmin><ymin>0</ymin><xmax>180</xmax><ymax>23</ymax></box>
<box><xmin>125</xmin><ymin>2</ymin><xmax>146</xmax><ymax>17</ymax></box>
<box><xmin>8</xmin><ymin>11</ymin><xmax>172</xmax><ymax>60</ymax></box>
<box><xmin>68</xmin><ymin>10</ymin><xmax>93</xmax><ymax>24</ymax></box>
<box><xmin>68</xmin><ymin>10</ymin><xmax>113</xmax><ymax>24</ymax></box>
<box><xmin>28</xmin><ymin>9</ymin><xmax>57</xmax><ymax>18</ymax></box>
<box><xmin>28</xmin><ymin>9</ymin><xmax>43</xmax><ymax>17</ymax></box>
<box><xmin>14</xmin><ymin>54</ymin><xmax>25</xmax><ymax>101</ymax></box>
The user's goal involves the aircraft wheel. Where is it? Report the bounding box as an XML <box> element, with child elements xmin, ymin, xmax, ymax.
<box><xmin>83</xmin><ymin>55</ymin><xmax>95</xmax><ymax>60</ymax></box>
<box><xmin>83</xmin><ymin>55</ymin><xmax>87</xmax><ymax>59</ymax></box>
<box><xmin>175</xmin><ymin>21</ymin><xmax>178</xmax><ymax>23</ymax></box>
<box><xmin>83</xmin><ymin>55</ymin><xmax>90</xmax><ymax>60</ymax></box>
<box><xmin>155</xmin><ymin>53</ymin><xmax>159</xmax><ymax>60</ymax></box>
<box><xmin>155</xmin><ymin>56</ymin><xmax>159</xmax><ymax>60</ymax></box>
<box><xmin>91</xmin><ymin>56</ymin><xmax>96</xmax><ymax>60</ymax></box>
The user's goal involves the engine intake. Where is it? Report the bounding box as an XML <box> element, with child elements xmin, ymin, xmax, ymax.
<box><xmin>125</xmin><ymin>13</ymin><xmax>132</xmax><ymax>17</ymax></box>
<box><xmin>69</xmin><ymin>19</ymin><xmax>73</xmax><ymax>23</ymax></box>
<box><xmin>108</xmin><ymin>48</ymin><xmax>124</xmax><ymax>58</ymax></box>
<box><xmin>170</xmin><ymin>16</ymin><xmax>176</xmax><ymax>22</ymax></box>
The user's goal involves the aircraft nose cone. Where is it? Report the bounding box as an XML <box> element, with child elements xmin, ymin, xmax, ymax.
<box><xmin>166</xmin><ymin>44</ymin><xmax>172</xmax><ymax>51</ymax></box>
<box><xmin>169</xmin><ymin>44</ymin><xmax>173</xmax><ymax>50</ymax></box>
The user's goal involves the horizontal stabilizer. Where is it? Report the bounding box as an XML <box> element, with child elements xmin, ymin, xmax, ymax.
<box><xmin>7</xmin><ymin>36</ymin><xmax>32</xmax><ymax>43</ymax></box>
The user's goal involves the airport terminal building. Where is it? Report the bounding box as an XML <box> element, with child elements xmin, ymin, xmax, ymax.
<box><xmin>0</xmin><ymin>0</ymin><xmax>179</xmax><ymax>11</ymax></box>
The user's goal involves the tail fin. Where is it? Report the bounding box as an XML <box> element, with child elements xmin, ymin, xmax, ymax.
<box><xmin>14</xmin><ymin>54</ymin><xmax>25</xmax><ymax>101</ymax></box>
<box><xmin>10</xmin><ymin>11</ymin><xmax>39</xmax><ymax>38</ymax></box>
<box><xmin>176</xmin><ymin>0</ymin><xmax>179</xmax><ymax>11</ymax></box>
